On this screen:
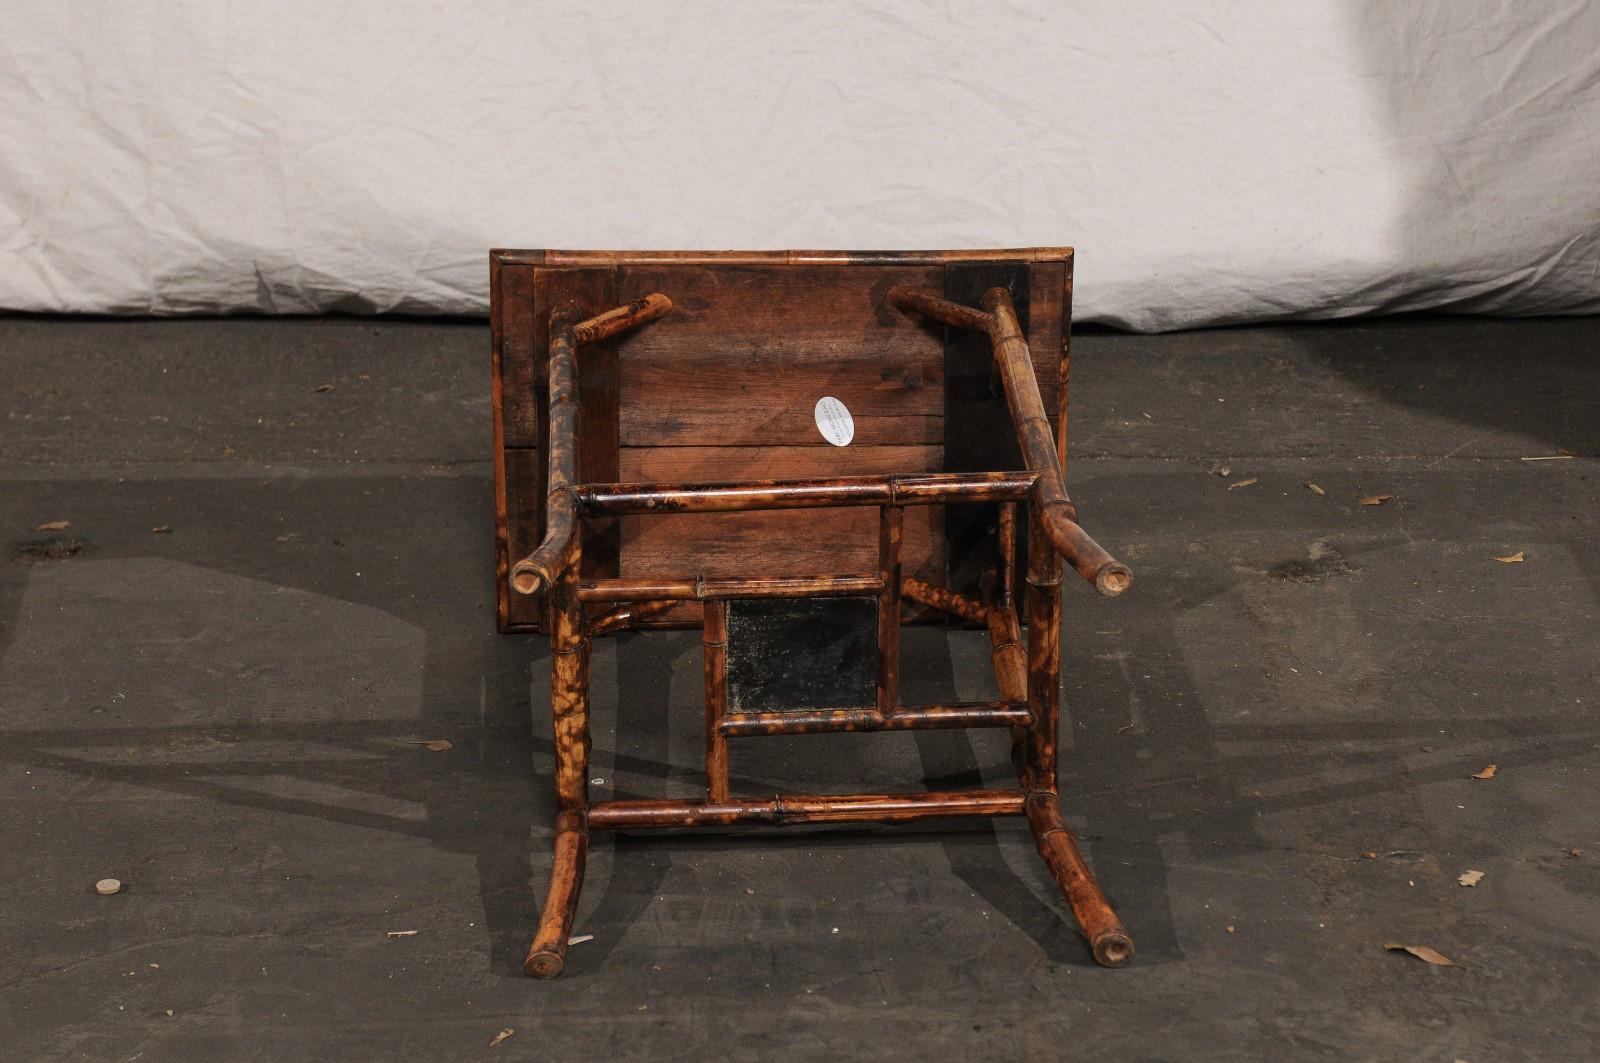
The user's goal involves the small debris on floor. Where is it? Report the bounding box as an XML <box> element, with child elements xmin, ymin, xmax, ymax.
<box><xmin>489</xmin><ymin>1029</ymin><xmax>514</xmax><ymax>1048</ymax></box>
<box><xmin>34</xmin><ymin>519</ymin><xmax>72</xmax><ymax>531</ymax></box>
<box><xmin>1457</xmin><ymin>870</ymin><xmax>1485</xmax><ymax>887</ymax></box>
<box><xmin>1210</xmin><ymin>464</ymin><xmax>1232</xmax><ymax>477</ymax></box>
<box><xmin>95</xmin><ymin>878</ymin><xmax>123</xmax><ymax>896</ymax></box>
<box><xmin>1383</xmin><ymin>943</ymin><xmax>1457</xmax><ymax>967</ymax></box>
<box><xmin>1304</xmin><ymin>482</ymin><xmax>1325</xmax><ymax>495</ymax></box>
<box><xmin>418</xmin><ymin>739</ymin><xmax>453</xmax><ymax>752</ymax></box>
<box><xmin>1226</xmin><ymin>925</ymin><xmax>1236</xmax><ymax>933</ymax></box>
<box><xmin>1471</xmin><ymin>764</ymin><xmax>1497</xmax><ymax>780</ymax></box>
<box><xmin>1358</xmin><ymin>494</ymin><xmax>1396</xmax><ymax>506</ymax></box>
<box><xmin>150</xmin><ymin>525</ymin><xmax>173</xmax><ymax>534</ymax></box>
<box><xmin>1569</xmin><ymin>848</ymin><xmax>1583</xmax><ymax>859</ymax></box>
<box><xmin>386</xmin><ymin>930</ymin><xmax>419</xmax><ymax>939</ymax></box>
<box><xmin>1491</xmin><ymin>551</ymin><xmax>1526</xmax><ymax>563</ymax></box>
<box><xmin>1227</xmin><ymin>478</ymin><xmax>1258</xmax><ymax>490</ymax></box>
<box><xmin>1519</xmin><ymin>454</ymin><xmax>1573</xmax><ymax>462</ymax></box>
<box><xmin>567</xmin><ymin>934</ymin><xmax>593</xmax><ymax>946</ymax></box>
<box><xmin>1361</xmin><ymin>851</ymin><xmax>1377</xmax><ymax>859</ymax></box>
<box><xmin>314</xmin><ymin>383</ymin><xmax>335</xmax><ymax>393</ymax></box>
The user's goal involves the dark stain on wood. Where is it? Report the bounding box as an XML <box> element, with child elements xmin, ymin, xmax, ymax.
<box><xmin>725</xmin><ymin>596</ymin><xmax>878</xmax><ymax>713</ymax></box>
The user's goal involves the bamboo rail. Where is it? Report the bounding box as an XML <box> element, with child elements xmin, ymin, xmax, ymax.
<box><xmin>588</xmin><ymin>789</ymin><xmax>1029</xmax><ymax>829</ymax></box>
<box><xmin>717</xmin><ymin>702</ymin><xmax>1030</xmax><ymax>737</ymax></box>
<box><xmin>578</xmin><ymin>471</ymin><xmax>1037</xmax><ymax>515</ymax></box>
<box><xmin>577</xmin><ymin>575</ymin><xmax>882</xmax><ymax>603</ymax></box>
<box><xmin>587</xmin><ymin>598</ymin><xmax>679</xmax><ymax>637</ymax></box>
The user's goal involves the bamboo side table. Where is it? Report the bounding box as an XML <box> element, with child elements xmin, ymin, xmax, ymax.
<box><xmin>490</xmin><ymin>249</ymin><xmax>1134</xmax><ymax>977</ymax></box>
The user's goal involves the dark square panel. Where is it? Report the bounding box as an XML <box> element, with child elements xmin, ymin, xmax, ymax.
<box><xmin>725</xmin><ymin>596</ymin><xmax>878</xmax><ymax>712</ymax></box>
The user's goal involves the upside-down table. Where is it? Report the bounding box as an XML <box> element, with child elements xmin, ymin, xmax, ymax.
<box><xmin>490</xmin><ymin>249</ymin><xmax>1133</xmax><ymax>977</ymax></box>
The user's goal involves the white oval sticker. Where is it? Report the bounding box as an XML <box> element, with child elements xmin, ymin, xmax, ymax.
<box><xmin>814</xmin><ymin>396</ymin><xmax>854</xmax><ymax>447</ymax></box>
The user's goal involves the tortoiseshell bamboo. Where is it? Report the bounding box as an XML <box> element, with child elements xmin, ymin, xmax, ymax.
<box><xmin>1025</xmin><ymin>794</ymin><xmax>1134</xmax><ymax>968</ymax></box>
<box><xmin>885</xmin><ymin>283</ymin><xmax>995</xmax><ymax>331</ymax></box>
<box><xmin>576</xmin><ymin>575</ymin><xmax>881</xmax><ymax>603</ymax></box>
<box><xmin>587</xmin><ymin>598</ymin><xmax>679</xmax><ymax>638</ymax></box>
<box><xmin>877</xmin><ymin>505</ymin><xmax>902</xmax><ymax>716</ymax></box>
<box><xmin>703</xmin><ymin>600</ymin><xmax>730</xmax><ymax>802</ymax></box>
<box><xmin>524</xmin><ymin>814</ymin><xmax>589</xmax><ymax>978</ymax></box>
<box><xmin>986</xmin><ymin>607</ymin><xmax>1028</xmax><ymax>705</ymax></box>
<box><xmin>525</xmin><ymin>519</ymin><xmax>591</xmax><ymax>977</ymax></box>
<box><xmin>885</xmin><ymin>283</ymin><xmax>1129</xmax><ymax>598</ymax></box>
<box><xmin>900</xmin><ymin>575</ymin><xmax>988</xmax><ymax>625</ymax></box>
<box><xmin>980</xmin><ymin>288</ymin><xmax>1132</xmax><ymax>598</ymax></box>
<box><xmin>510</xmin><ymin>311</ymin><xmax>581</xmax><ymax>597</ymax></box>
<box><xmin>511</xmin><ymin>296</ymin><xmax>672</xmax><ymax>598</ymax></box>
<box><xmin>1025</xmin><ymin>505</ymin><xmax>1061</xmax><ymax>793</ymax></box>
<box><xmin>573</xmin><ymin>292</ymin><xmax>672</xmax><ymax>345</ymax></box>
<box><xmin>718</xmin><ymin>702</ymin><xmax>1031</xmax><ymax>737</ymax></box>
<box><xmin>997</xmin><ymin>502</ymin><xmax>1017</xmax><ymax>609</ymax></box>
<box><xmin>578</xmin><ymin>471</ymin><xmax>1037</xmax><ymax>515</ymax></box>
<box><xmin>589</xmin><ymin>789</ymin><xmax>1028</xmax><ymax>829</ymax></box>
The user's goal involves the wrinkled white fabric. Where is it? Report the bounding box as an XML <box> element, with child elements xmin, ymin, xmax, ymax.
<box><xmin>1</xmin><ymin>1</ymin><xmax>1597</xmax><ymax>331</ymax></box>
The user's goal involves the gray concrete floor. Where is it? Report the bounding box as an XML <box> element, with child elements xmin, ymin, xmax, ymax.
<box><xmin>2</xmin><ymin>314</ymin><xmax>1597</xmax><ymax>1061</ymax></box>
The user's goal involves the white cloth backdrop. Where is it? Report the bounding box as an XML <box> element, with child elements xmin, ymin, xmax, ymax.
<box><xmin>2</xmin><ymin>1</ymin><xmax>1597</xmax><ymax>331</ymax></box>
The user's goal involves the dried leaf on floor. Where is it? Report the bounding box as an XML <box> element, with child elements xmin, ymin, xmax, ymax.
<box><xmin>386</xmin><ymin>930</ymin><xmax>419</xmax><ymax>938</ymax></box>
<box><xmin>1227</xmin><ymin>478</ymin><xmax>1258</xmax><ymax>491</ymax></box>
<box><xmin>489</xmin><ymin>1029</ymin><xmax>514</xmax><ymax>1048</ymax></box>
<box><xmin>1471</xmin><ymin>764</ymin><xmax>1497</xmax><ymax>780</ymax></box>
<box><xmin>314</xmin><ymin>383</ymin><xmax>335</xmax><ymax>393</ymax></box>
<box><xmin>1358</xmin><ymin>495</ymin><xmax>1395</xmax><ymax>506</ymax></box>
<box><xmin>1304</xmin><ymin>482</ymin><xmax>1326</xmax><ymax>496</ymax></box>
<box><xmin>1492</xmin><ymin>551</ymin><xmax>1526</xmax><ymax>563</ymax></box>
<box><xmin>1383</xmin><ymin>942</ymin><xmax>1457</xmax><ymax>967</ymax></box>
<box><xmin>419</xmin><ymin>739</ymin><xmax>453</xmax><ymax>752</ymax></box>
<box><xmin>1457</xmin><ymin>870</ymin><xmax>1485</xmax><ymax>887</ymax></box>
<box><xmin>34</xmin><ymin>520</ymin><xmax>71</xmax><ymax>531</ymax></box>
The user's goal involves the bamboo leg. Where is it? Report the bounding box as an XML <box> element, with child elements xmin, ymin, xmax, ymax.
<box><xmin>525</xmin><ymin>812</ymin><xmax>589</xmax><ymax>978</ymax></box>
<box><xmin>525</xmin><ymin>502</ymin><xmax>590</xmax><ymax>978</ymax></box>
<box><xmin>877</xmin><ymin>505</ymin><xmax>903</xmax><ymax>716</ymax></box>
<box><xmin>997</xmin><ymin>502</ymin><xmax>1017</xmax><ymax>610</ymax></box>
<box><xmin>703</xmin><ymin>600</ymin><xmax>730</xmax><ymax>802</ymax></box>
<box><xmin>1026</xmin><ymin>794</ymin><xmax>1133</xmax><ymax>967</ymax></box>
<box><xmin>1024</xmin><ymin>504</ymin><xmax>1061</xmax><ymax>793</ymax></box>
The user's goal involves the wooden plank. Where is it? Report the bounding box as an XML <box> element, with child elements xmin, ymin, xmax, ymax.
<box><xmin>498</xmin><ymin>264</ymin><xmax>538</xmax><ymax>447</ymax></box>
<box><xmin>613</xmin><ymin>265</ymin><xmax>946</xmax><ymax>447</ymax></box>
<box><xmin>617</xmin><ymin>444</ymin><xmax>940</xmax><ymax>483</ymax></box>
<box><xmin>618</xmin><ymin>505</ymin><xmax>942</xmax><ymax>583</ymax></box>
<box><xmin>495</xmin><ymin>248</ymin><xmax>1074</xmax><ymax>267</ymax></box>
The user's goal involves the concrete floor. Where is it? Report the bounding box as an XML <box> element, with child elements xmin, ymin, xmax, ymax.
<box><xmin>2</xmin><ymin>313</ymin><xmax>1597</xmax><ymax>1061</ymax></box>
